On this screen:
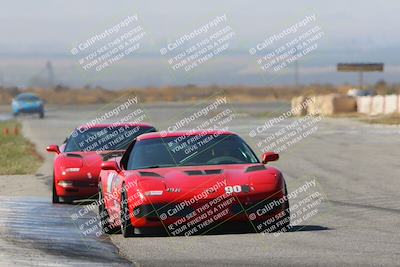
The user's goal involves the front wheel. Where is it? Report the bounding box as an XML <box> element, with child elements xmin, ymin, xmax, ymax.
<box><xmin>280</xmin><ymin>200</ymin><xmax>290</xmax><ymax>230</ymax></box>
<box><xmin>279</xmin><ymin>182</ymin><xmax>291</xmax><ymax>231</ymax></box>
<box><xmin>260</xmin><ymin>183</ymin><xmax>290</xmax><ymax>233</ymax></box>
<box><xmin>120</xmin><ymin>185</ymin><xmax>135</xmax><ymax>237</ymax></box>
<box><xmin>39</xmin><ymin>111</ymin><xmax>44</xmax><ymax>119</ymax></box>
<box><xmin>98</xmin><ymin>185</ymin><xmax>118</xmax><ymax>234</ymax></box>
<box><xmin>52</xmin><ymin>179</ymin><xmax>60</xmax><ymax>204</ymax></box>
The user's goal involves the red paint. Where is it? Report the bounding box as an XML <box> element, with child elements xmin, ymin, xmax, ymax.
<box><xmin>99</xmin><ymin>131</ymin><xmax>288</xmax><ymax>231</ymax></box>
<box><xmin>47</xmin><ymin>123</ymin><xmax>155</xmax><ymax>202</ymax></box>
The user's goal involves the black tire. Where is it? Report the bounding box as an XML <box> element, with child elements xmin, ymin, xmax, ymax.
<box><xmin>13</xmin><ymin>112</ymin><xmax>18</xmax><ymax>117</ymax></box>
<box><xmin>98</xmin><ymin>185</ymin><xmax>119</xmax><ymax>234</ymax></box>
<box><xmin>280</xmin><ymin>183</ymin><xmax>291</xmax><ymax>231</ymax></box>
<box><xmin>39</xmin><ymin>111</ymin><xmax>44</xmax><ymax>119</ymax></box>
<box><xmin>120</xmin><ymin>185</ymin><xmax>135</xmax><ymax>237</ymax></box>
<box><xmin>259</xmin><ymin>183</ymin><xmax>290</xmax><ymax>233</ymax></box>
<box><xmin>61</xmin><ymin>197</ymin><xmax>74</xmax><ymax>204</ymax></box>
<box><xmin>52</xmin><ymin>178</ymin><xmax>60</xmax><ymax>204</ymax></box>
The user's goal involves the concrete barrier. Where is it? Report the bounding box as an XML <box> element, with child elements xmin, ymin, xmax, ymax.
<box><xmin>291</xmin><ymin>96</ymin><xmax>309</xmax><ymax>116</ymax></box>
<box><xmin>357</xmin><ymin>96</ymin><xmax>372</xmax><ymax>114</ymax></box>
<box><xmin>386</xmin><ymin>94</ymin><xmax>400</xmax><ymax>114</ymax></box>
<box><xmin>306</xmin><ymin>94</ymin><xmax>356</xmax><ymax>115</ymax></box>
<box><xmin>371</xmin><ymin>95</ymin><xmax>384</xmax><ymax>115</ymax></box>
<box><xmin>359</xmin><ymin>95</ymin><xmax>400</xmax><ymax>115</ymax></box>
<box><xmin>384</xmin><ymin>95</ymin><xmax>399</xmax><ymax>114</ymax></box>
<box><xmin>397</xmin><ymin>95</ymin><xmax>400</xmax><ymax>113</ymax></box>
<box><xmin>292</xmin><ymin>94</ymin><xmax>400</xmax><ymax>116</ymax></box>
<box><xmin>332</xmin><ymin>95</ymin><xmax>357</xmax><ymax>114</ymax></box>
<box><xmin>307</xmin><ymin>95</ymin><xmax>328</xmax><ymax>115</ymax></box>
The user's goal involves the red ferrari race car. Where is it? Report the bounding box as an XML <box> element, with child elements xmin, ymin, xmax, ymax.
<box><xmin>46</xmin><ymin>123</ymin><xmax>156</xmax><ymax>204</ymax></box>
<box><xmin>98</xmin><ymin>130</ymin><xmax>290</xmax><ymax>237</ymax></box>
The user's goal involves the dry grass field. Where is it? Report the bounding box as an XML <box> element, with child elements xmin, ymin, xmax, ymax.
<box><xmin>2</xmin><ymin>82</ymin><xmax>399</xmax><ymax>105</ymax></box>
<box><xmin>0</xmin><ymin>84</ymin><xmax>353</xmax><ymax>105</ymax></box>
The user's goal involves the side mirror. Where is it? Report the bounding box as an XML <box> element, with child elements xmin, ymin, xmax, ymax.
<box><xmin>262</xmin><ymin>152</ymin><xmax>279</xmax><ymax>164</ymax></box>
<box><xmin>46</xmin><ymin>145</ymin><xmax>60</xmax><ymax>154</ymax></box>
<box><xmin>101</xmin><ymin>161</ymin><xmax>121</xmax><ymax>172</ymax></box>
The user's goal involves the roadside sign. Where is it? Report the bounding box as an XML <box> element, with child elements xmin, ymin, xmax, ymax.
<box><xmin>337</xmin><ymin>63</ymin><xmax>384</xmax><ymax>72</ymax></box>
<box><xmin>337</xmin><ymin>63</ymin><xmax>384</xmax><ymax>89</ymax></box>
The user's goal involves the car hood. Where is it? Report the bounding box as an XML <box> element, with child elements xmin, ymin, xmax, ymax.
<box><xmin>130</xmin><ymin>164</ymin><xmax>280</xmax><ymax>191</ymax></box>
<box><xmin>60</xmin><ymin>150</ymin><xmax>123</xmax><ymax>168</ymax></box>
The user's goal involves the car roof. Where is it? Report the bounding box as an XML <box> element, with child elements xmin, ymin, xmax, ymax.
<box><xmin>77</xmin><ymin>123</ymin><xmax>155</xmax><ymax>130</ymax></box>
<box><xmin>137</xmin><ymin>130</ymin><xmax>236</xmax><ymax>141</ymax></box>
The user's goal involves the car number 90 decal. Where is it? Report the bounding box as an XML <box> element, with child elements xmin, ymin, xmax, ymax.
<box><xmin>225</xmin><ymin>185</ymin><xmax>242</xmax><ymax>194</ymax></box>
<box><xmin>225</xmin><ymin>185</ymin><xmax>251</xmax><ymax>194</ymax></box>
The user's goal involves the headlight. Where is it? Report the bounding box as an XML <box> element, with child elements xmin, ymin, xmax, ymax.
<box><xmin>61</xmin><ymin>168</ymin><xmax>80</xmax><ymax>175</ymax></box>
<box><xmin>58</xmin><ymin>181</ymin><xmax>73</xmax><ymax>187</ymax></box>
<box><xmin>143</xmin><ymin>190</ymin><xmax>163</xmax><ymax>196</ymax></box>
<box><xmin>65</xmin><ymin>168</ymin><xmax>80</xmax><ymax>172</ymax></box>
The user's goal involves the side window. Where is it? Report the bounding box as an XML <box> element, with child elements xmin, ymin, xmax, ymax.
<box><xmin>120</xmin><ymin>127</ymin><xmax>155</xmax><ymax>169</ymax></box>
<box><xmin>120</xmin><ymin>139</ymin><xmax>136</xmax><ymax>170</ymax></box>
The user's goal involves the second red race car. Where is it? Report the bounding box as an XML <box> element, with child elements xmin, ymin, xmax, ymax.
<box><xmin>98</xmin><ymin>130</ymin><xmax>290</xmax><ymax>237</ymax></box>
<box><xmin>46</xmin><ymin>123</ymin><xmax>156</xmax><ymax>204</ymax></box>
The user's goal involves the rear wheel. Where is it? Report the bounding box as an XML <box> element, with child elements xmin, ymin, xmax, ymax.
<box><xmin>120</xmin><ymin>185</ymin><xmax>135</xmax><ymax>237</ymax></box>
<box><xmin>52</xmin><ymin>178</ymin><xmax>60</xmax><ymax>204</ymax></box>
<box><xmin>39</xmin><ymin>111</ymin><xmax>44</xmax><ymax>119</ymax></box>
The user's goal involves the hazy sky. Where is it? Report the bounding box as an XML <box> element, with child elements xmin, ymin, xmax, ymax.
<box><xmin>0</xmin><ymin>0</ymin><xmax>399</xmax><ymax>87</ymax></box>
<box><xmin>1</xmin><ymin>0</ymin><xmax>399</xmax><ymax>54</ymax></box>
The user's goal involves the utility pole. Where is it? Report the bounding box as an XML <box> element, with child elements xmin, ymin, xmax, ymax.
<box><xmin>359</xmin><ymin>71</ymin><xmax>364</xmax><ymax>90</ymax></box>
<box><xmin>294</xmin><ymin>60</ymin><xmax>299</xmax><ymax>87</ymax></box>
<box><xmin>0</xmin><ymin>71</ymin><xmax>4</xmax><ymax>88</ymax></box>
<box><xmin>46</xmin><ymin>61</ymin><xmax>55</xmax><ymax>88</ymax></box>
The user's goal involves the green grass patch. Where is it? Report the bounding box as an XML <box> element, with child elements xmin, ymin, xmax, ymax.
<box><xmin>0</xmin><ymin>120</ymin><xmax>43</xmax><ymax>175</ymax></box>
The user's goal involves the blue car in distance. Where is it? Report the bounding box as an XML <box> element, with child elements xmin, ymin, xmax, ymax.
<box><xmin>12</xmin><ymin>93</ymin><xmax>45</xmax><ymax>118</ymax></box>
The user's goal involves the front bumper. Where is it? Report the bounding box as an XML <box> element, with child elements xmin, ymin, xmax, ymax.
<box><xmin>129</xmin><ymin>194</ymin><xmax>286</xmax><ymax>228</ymax></box>
<box><xmin>56</xmin><ymin>180</ymin><xmax>98</xmax><ymax>199</ymax></box>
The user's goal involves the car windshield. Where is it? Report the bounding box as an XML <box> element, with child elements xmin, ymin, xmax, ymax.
<box><xmin>127</xmin><ymin>134</ymin><xmax>259</xmax><ymax>170</ymax></box>
<box><xmin>16</xmin><ymin>94</ymin><xmax>40</xmax><ymax>101</ymax></box>
<box><xmin>64</xmin><ymin>126</ymin><xmax>155</xmax><ymax>152</ymax></box>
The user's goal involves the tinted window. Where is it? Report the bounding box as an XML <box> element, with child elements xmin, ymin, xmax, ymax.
<box><xmin>127</xmin><ymin>134</ymin><xmax>259</xmax><ymax>170</ymax></box>
<box><xmin>64</xmin><ymin>126</ymin><xmax>155</xmax><ymax>152</ymax></box>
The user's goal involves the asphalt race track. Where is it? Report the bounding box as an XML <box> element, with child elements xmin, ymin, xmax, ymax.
<box><xmin>0</xmin><ymin>103</ymin><xmax>399</xmax><ymax>266</ymax></box>
<box><xmin>0</xmin><ymin>197</ymin><xmax>131</xmax><ymax>266</ymax></box>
